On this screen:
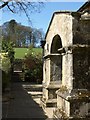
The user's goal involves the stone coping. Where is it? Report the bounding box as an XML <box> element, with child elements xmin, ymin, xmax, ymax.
<box><xmin>54</xmin><ymin>11</ymin><xmax>81</xmax><ymax>18</ymax></box>
<box><xmin>46</xmin><ymin>99</ymin><xmax>57</xmax><ymax>103</ymax></box>
<box><xmin>43</xmin><ymin>82</ymin><xmax>61</xmax><ymax>89</ymax></box>
<box><xmin>13</xmin><ymin>70</ymin><xmax>22</xmax><ymax>72</ymax></box>
<box><xmin>22</xmin><ymin>84</ymin><xmax>42</xmax><ymax>88</ymax></box>
<box><xmin>44</xmin><ymin>44</ymin><xmax>90</xmax><ymax>56</ymax></box>
<box><xmin>56</xmin><ymin>89</ymin><xmax>90</xmax><ymax>102</ymax></box>
<box><xmin>43</xmin><ymin>85</ymin><xmax>60</xmax><ymax>89</ymax></box>
<box><xmin>81</xmin><ymin>14</ymin><xmax>90</xmax><ymax>20</ymax></box>
<box><xmin>58</xmin><ymin>44</ymin><xmax>90</xmax><ymax>54</ymax></box>
<box><xmin>27</xmin><ymin>91</ymin><xmax>42</xmax><ymax>95</ymax></box>
<box><xmin>43</xmin><ymin>53</ymin><xmax>61</xmax><ymax>59</ymax></box>
<box><xmin>41</xmin><ymin>97</ymin><xmax>57</xmax><ymax>103</ymax></box>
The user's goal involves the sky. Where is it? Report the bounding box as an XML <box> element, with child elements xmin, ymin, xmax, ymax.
<box><xmin>0</xmin><ymin>2</ymin><xmax>84</xmax><ymax>33</ymax></box>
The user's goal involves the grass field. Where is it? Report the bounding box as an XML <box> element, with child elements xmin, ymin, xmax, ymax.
<box><xmin>14</xmin><ymin>48</ymin><xmax>42</xmax><ymax>59</ymax></box>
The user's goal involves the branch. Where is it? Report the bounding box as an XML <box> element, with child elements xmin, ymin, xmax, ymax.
<box><xmin>0</xmin><ymin>2</ymin><xmax>8</xmax><ymax>9</ymax></box>
<box><xmin>18</xmin><ymin>2</ymin><xmax>31</xmax><ymax>23</ymax></box>
<box><xmin>7</xmin><ymin>4</ymin><xmax>15</xmax><ymax>13</ymax></box>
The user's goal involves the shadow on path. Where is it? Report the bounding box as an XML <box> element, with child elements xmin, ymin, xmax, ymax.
<box><xmin>2</xmin><ymin>82</ymin><xmax>48</xmax><ymax>119</ymax></box>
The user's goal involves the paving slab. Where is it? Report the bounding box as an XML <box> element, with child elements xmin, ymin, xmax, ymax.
<box><xmin>2</xmin><ymin>82</ymin><xmax>48</xmax><ymax>119</ymax></box>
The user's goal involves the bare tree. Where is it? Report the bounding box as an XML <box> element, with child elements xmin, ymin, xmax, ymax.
<box><xmin>0</xmin><ymin>0</ymin><xmax>44</xmax><ymax>22</ymax></box>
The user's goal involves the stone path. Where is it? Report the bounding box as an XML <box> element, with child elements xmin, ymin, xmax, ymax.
<box><xmin>2</xmin><ymin>82</ymin><xmax>48</xmax><ymax>119</ymax></box>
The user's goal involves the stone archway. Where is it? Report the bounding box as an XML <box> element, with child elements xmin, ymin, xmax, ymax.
<box><xmin>50</xmin><ymin>35</ymin><xmax>62</xmax><ymax>83</ymax></box>
<box><xmin>41</xmin><ymin>34</ymin><xmax>63</xmax><ymax>107</ymax></box>
<box><xmin>51</xmin><ymin>35</ymin><xmax>62</xmax><ymax>53</ymax></box>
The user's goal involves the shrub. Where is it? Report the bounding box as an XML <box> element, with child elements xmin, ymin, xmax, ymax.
<box><xmin>24</xmin><ymin>50</ymin><xmax>43</xmax><ymax>83</ymax></box>
<box><xmin>0</xmin><ymin>52</ymin><xmax>11</xmax><ymax>92</ymax></box>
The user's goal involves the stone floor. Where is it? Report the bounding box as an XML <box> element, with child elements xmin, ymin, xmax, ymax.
<box><xmin>2</xmin><ymin>82</ymin><xmax>55</xmax><ymax>119</ymax></box>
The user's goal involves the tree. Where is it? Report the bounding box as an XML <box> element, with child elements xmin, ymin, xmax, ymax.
<box><xmin>14</xmin><ymin>23</ymin><xmax>32</xmax><ymax>47</ymax></box>
<box><xmin>2</xmin><ymin>20</ymin><xmax>45</xmax><ymax>47</ymax></box>
<box><xmin>2</xmin><ymin>41</ymin><xmax>15</xmax><ymax>73</ymax></box>
<box><xmin>31</xmin><ymin>28</ymin><xmax>45</xmax><ymax>47</ymax></box>
<box><xmin>1</xmin><ymin>41</ymin><xmax>15</xmax><ymax>92</ymax></box>
<box><xmin>2</xmin><ymin>20</ymin><xmax>32</xmax><ymax>47</ymax></box>
<box><xmin>0</xmin><ymin>0</ymin><xmax>44</xmax><ymax>22</ymax></box>
<box><xmin>2</xmin><ymin>20</ymin><xmax>17</xmax><ymax>43</ymax></box>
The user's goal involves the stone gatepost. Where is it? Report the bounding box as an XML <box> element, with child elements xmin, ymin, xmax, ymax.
<box><xmin>53</xmin><ymin>12</ymin><xmax>90</xmax><ymax>120</ymax></box>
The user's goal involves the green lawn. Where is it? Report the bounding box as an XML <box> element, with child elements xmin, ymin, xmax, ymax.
<box><xmin>14</xmin><ymin>48</ymin><xmax>42</xmax><ymax>59</ymax></box>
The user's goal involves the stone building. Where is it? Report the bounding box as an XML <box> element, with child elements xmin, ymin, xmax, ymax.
<box><xmin>41</xmin><ymin>1</ymin><xmax>90</xmax><ymax>119</ymax></box>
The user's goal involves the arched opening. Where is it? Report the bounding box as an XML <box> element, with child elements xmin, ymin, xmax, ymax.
<box><xmin>50</xmin><ymin>35</ymin><xmax>62</xmax><ymax>83</ymax></box>
<box><xmin>51</xmin><ymin>35</ymin><xmax>62</xmax><ymax>53</ymax></box>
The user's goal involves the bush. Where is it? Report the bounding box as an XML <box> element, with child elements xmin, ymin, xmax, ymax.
<box><xmin>24</xmin><ymin>50</ymin><xmax>43</xmax><ymax>83</ymax></box>
<box><xmin>0</xmin><ymin>41</ymin><xmax>15</xmax><ymax>92</ymax></box>
<box><xmin>0</xmin><ymin>52</ymin><xmax>12</xmax><ymax>92</ymax></box>
<box><xmin>1</xmin><ymin>53</ymin><xmax>11</xmax><ymax>72</ymax></box>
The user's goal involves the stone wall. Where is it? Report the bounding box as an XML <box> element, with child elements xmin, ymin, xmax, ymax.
<box><xmin>73</xmin><ymin>50</ymin><xmax>90</xmax><ymax>89</ymax></box>
<box><xmin>73</xmin><ymin>19</ymin><xmax>90</xmax><ymax>45</ymax></box>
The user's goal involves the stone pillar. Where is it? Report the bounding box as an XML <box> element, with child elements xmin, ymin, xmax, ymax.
<box><xmin>62</xmin><ymin>52</ymin><xmax>73</xmax><ymax>90</ymax></box>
